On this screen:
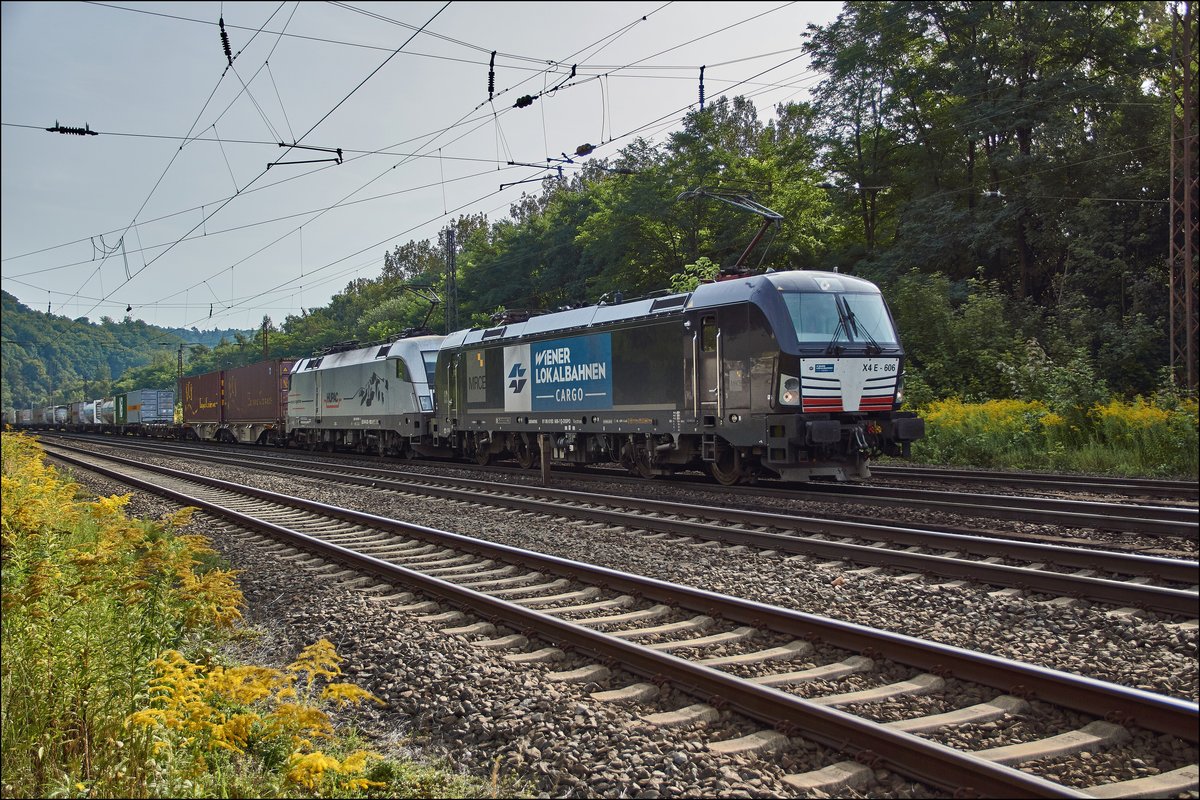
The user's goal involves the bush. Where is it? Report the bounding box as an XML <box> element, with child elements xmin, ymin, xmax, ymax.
<box><xmin>2</xmin><ymin>432</ymin><xmax>240</xmax><ymax>798</ymax></box>
<box><xmin>913</xmin><ymin>398</ymin><xmax>1052</xmax><ymax>469</ymax></box>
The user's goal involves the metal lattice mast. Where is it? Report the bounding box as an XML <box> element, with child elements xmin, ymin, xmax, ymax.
<box><xmin>1170</xmin><ymin>1</ymin><xmax>1199</xmax><ymax>392</ymax></box>
<box><xmin>445</xmin><ymin>226</ymin><xmax>458</xmax><ymax>333</ymax></box>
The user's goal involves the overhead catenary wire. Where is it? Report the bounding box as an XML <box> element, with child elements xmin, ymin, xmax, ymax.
<box><xmin>125</xmin><ymin>2</ymin><xmax>697</xmax><ymax>325</ymax></box>
<box><xmin>52</xmin><ymin>2</ymin><xmax>292</xmax><ymax>320</ymax></box>
<box><xmin>67</xmin><ymin>2</ymin><xmax>451</xmax><ymax>324</ymax></box>
<box><xmin>8</xmin><ymin>2</ymin><xmax>1165</xmax><ymax>331</ymax></box>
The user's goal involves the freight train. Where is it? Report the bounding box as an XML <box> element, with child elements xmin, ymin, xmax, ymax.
<box><xmin>5</xmin><ymin>270</ymin><xmax>923</xmax><ymax>482</ymax></box>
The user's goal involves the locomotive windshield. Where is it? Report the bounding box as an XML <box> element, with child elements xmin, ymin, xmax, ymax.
<box><xmin>783</xmin><ymin>291</ymin><xmax>898</xmax><ymax>349</ymax></box>
<box><xmin>421</xmin><ymin>350</ymin><xmax>438</xmax><ymax>382</ymax></box>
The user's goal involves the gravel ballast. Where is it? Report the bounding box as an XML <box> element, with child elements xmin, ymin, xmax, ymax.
<box><xmin>47</xmin><ymin>447</ymin><xmax>1198</xmax><ymax>798</ymax></box>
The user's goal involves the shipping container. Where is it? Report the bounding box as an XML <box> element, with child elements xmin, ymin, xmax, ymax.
<box><xmin>220</xmin><ymin>359</ymin><xmax>294</xmax><ymax>444</ymax></box>
<box><xmin>69</xmin><ymin>400</ymin><xmax>95</xmax><ymax>425</ymax></box>
<box><xmin>180</xmin><ymin>371</ymin><xmax>223</xmax><ymax>424</ymax></box>
<box><xmin>117</xmin><ymin>388</ymin><xmax>175</xmax><ymax>424</ymax></box>
<box><xmin>98</xmin><ymin>398</ymin><xmax>116</xmax><ymax>425</ymax></box>
<box><xmin>224</xmin><ymin>359</ymin><xmax>294</xmax><ymax>423</ymax></box>
<box><xmin>18</xmin><ymin>409</ymin><xmax>33</xmax><ymax>424</ymax></box>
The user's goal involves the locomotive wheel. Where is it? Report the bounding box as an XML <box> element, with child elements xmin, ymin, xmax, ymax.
<box><xmin>475</xmin><ymin>447</ymin><xmax>492</xmax><ymax>466</ymax></box>
<box><xmin>708</xmin><ymin>447</ymin><xmax>745</xmax><ymax>486</ymax></box>
<box><xmin>514</xmin><ymin>435</ymin><xmax>538</xmax><ymax>469</ymax></box>
<box><xmin>622</xmin><ymin>440</ymin><xmax>657</xmax><ymax>480</ymax></box>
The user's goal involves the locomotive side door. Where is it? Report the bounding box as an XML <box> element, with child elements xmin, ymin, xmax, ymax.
<box><xmin>695</xmin><ymin>314</ymin><xmax>722</xmax><ymax>423</ymax></box>
<box><xmin>313</xmin><ymin>368</ymin><xmax>322</xmax><ymax>424</ymax></box>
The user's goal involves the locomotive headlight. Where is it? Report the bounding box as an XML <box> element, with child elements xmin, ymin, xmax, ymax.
<box><xmin>779</xmin><ymin>375</ymin><xmax>800</xmax><ymax>406</ymax></box>
<box><xmin>896</xmin><ymin>374</ymin><xmax>906</xmax><ymax>405</ymax></box>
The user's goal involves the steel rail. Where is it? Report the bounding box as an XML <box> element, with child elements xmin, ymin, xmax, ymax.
<box><xmin>42</xmin><ymin>433</ymin><xmax>1199</xmax><ymax>536</ymax></box>
<box><xmin>44</xmin><ymin>446</ymin><xmax>1105</xmax><ymax>798</ymax></box>
<box><xmin>46</xmin><ymin>444</ymin><xmax>1199</xmax><ymax>749</ymax></box>
<box><xmin>870</xmin><ymin>465</ymin><xmax>1200</xmax><ymax>501</ymax></box>
<box><xmin>52</xmin><ymin>435</ymin><xmax>1197</xmax><ymax>580</ymax></box>
<box><xmin>782</xmin><ymin>483</ymin><xmax>1199</xmax><ymax>534</ymax></box>
<box><xmin>58</xmin><ymin>440</ymin><xmax>1198</xmax><ymax>613</ymax></box>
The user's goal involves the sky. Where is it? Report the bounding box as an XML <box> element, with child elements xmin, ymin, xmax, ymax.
<box><xmin>1</xmin><ymin>0</ymin><xmax>843</xmax><ymax>332</ymax></box>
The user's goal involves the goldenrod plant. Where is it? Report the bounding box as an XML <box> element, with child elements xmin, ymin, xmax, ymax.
<box><xmin>912</xmin><ymin>396</ymin><xmax>1198</xmax><ymax>477</ymax></box>
<box><xmin>2</xmin><ymin>432</ymin><xmax>517</xmax><ymax>798</ymax></box>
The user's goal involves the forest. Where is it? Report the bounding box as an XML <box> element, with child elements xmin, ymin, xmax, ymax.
<box><xmin>2</xmin><ymin>1</ymin><xmax>1191</xmax><ymax>415</ymax></box>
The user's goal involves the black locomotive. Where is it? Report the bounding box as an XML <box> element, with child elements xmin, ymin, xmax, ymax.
<box><xmin>430</xmin><ymin>269</ymin><xmax>923</xmax><ymax>483</ymax></box>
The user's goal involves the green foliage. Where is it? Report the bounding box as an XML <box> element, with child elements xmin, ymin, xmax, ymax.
<box><xmin>5</xmin><ymin>2</ymin><xmax>1182</xmax><ymax>411</ymax></box>
<box><xmin>1</xmin><ymin>433</ymin><xmax>240</xmax><ymax>798</ymax></box>
<box><xmin>0</xmin><ymin>291</ymin><xmax>251</xmax><ymax>409</ymax></box>
<box><xmin>668</xmin><ymin>257</ymin><xmax>720</xmax><ymax>293</ymax></box>
<box><xmin>113</xmin><ymin>354</ymin><xmax>179</xmax><ymax>394</ymax></box>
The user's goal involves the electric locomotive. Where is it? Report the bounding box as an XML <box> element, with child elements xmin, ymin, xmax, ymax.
<box><xmin>288</xmin><ymin>333</ymin><xmax>445</xmax><ymax>456</ymax></box>
<box><xmin>433</xmin><ymin>269</ymin><xmax>923</xmax><ymax>482</ymax></box>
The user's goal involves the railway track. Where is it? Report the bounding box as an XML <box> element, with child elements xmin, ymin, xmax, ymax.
<box><xmin>39</xmin><ymin>433</ymin><xmax>1200</xmax><ymax>542</ymax></box>
<box><xmin>869</xmin><ymin>465</ymin><xmax>1199</xmax><ymax>503</ymax></box>
<box><xmin>42</xmin><ymin>441</ymin><xmax>1199</xmax><ymax>798</ymax></box>
<box><xmin>48</xmin><ymin>437</ymin><xmax>1200</xmax><ymax>618</ymax></box>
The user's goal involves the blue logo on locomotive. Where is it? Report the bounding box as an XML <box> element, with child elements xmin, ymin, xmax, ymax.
<box><xmin>508</xmin><ymin>363</ymin><xmax>527</xmax><ymax>394</ymax></box>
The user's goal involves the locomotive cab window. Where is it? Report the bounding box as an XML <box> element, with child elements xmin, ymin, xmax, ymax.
<box><xmin>701</xmin><ymin>316</ymin><xmax>718</xmax><ymax>352</ymax></box>
<box><xmin>784</xmin><ymin>292</ymin><xmax>898</xmax><ymax>348</ymax></box>
<box><xmin>395</xmin><ymin>359</ymin><xmax>411</xmax><ymax>382</ymax></box>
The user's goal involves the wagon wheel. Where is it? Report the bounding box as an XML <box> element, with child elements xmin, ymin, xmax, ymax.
<box><xmin>469</xmin><ymin>431</ymin><xmax>493</xmax><ymax>465</ymax></box>
<box><xmin>708</xmin><ymin>446</ymin><xmax>745</xmax><ymax>486</ymax></box>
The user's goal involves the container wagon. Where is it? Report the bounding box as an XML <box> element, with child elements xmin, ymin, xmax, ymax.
<box><xmin>116</xmin><ymin>389</ymin><xmax>175</xmax><ymax>425</ymax></box>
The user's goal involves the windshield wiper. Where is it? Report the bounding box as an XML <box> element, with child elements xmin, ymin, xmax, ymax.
<box><xmin>841</xmin><ymin>297</ymin><xmax>882</xmax><ymax>355</ymax></box>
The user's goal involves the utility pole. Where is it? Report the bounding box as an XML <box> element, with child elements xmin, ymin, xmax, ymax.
<box><xmin>1170</xmin><ymin>0</ymin><xmax>1198</xmax><ymax>392</ymax></box>
<box><xmin>445</xmin><ymin>226</ymin><xmax>458</xmax><ymax>333</ymax></box>
<box><xmin>262</xmin><ymin>315</ymin><xmax>271</xmax><ymax>359</ymax></box>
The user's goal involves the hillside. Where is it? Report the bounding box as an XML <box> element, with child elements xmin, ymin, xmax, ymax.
<box><xmin>1</xmin><ymin>291</ymin><xmax>249</xmax><ymax>409</ymax></box>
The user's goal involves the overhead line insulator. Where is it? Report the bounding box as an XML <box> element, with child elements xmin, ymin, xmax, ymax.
<box><xmin>45</xmin><ymin>120</ymin><xmax>98</xmax><ymax>136</ymax></box>
<box><xmin>488</xmin><ymin>50</ymin><xmax>496</xmax><ymax>100</ymax></box>
<box><xmin>219</xmin><ymin>16</ymin><xmax>233</xmax><ymax>66</ymax></box>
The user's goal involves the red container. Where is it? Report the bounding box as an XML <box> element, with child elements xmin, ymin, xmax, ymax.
<box><xmin>223</xmin><ymin>360</ymin><xmax>294</xmax><ymax>424</ymax></box>
<box><xmin>180</xmin><ymin>371</ymin><xmax>223</xmax><ymax>424</ymax></box>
